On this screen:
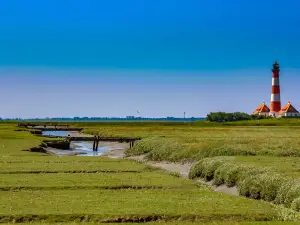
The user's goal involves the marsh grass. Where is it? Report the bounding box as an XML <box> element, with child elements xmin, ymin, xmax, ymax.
<box><xmin>188</xmin><ymin>157</ymin><xmax>300</xmax><ymax>211</ymax></box>
<box><xmin>0</xmin><ymin>158</ymin><xmax>151</xmax><ymax>173</ymax></box>
<box><xmin>0</xmin><ymin>172</ymin><xmax>198</xmax><ymax>189</ymax></box>
<box><xmin>0</xmin><ymin>189</ymin><xmax>280</xmax><ymax>221</ymax></box>
<box><xmin>0</xmin><ymin>222</ymin><xmax>300</xmax><ymax>225</ymax></box>
<box><xmin>0</xmin><ymin>124</ymin><xmax>61</xmax><ymax>156</ymax></box>
<box><xmin>2</xmin><ymin>122</ymin><xmax>300</xmax><ymax>223</ymax></box>
<box><xmin>119</xmin><ymin>126</ymin><xmax>300</xmax><ymax>162</ymax></box>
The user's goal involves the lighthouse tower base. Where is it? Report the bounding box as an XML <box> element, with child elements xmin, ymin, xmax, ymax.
<box><xmin>269</xmin><ymin>112</ymin><xmax>282</xmax><ymax>118</ymax></box>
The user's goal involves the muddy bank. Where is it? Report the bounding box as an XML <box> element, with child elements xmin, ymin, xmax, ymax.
<box><xmin>38</xmin><ymin>130</ymin><xmax>130</xmax><ymax>156</ymax></box>
<box><xmin>44</xmin><ymin>140</ymin><xmax>70</xmax><ymax>150</ymax></box>
<box><xmin>44</xmin><ymin>147</ymin><xmax>86</xmax><ymax>156</ymax></box>
<box><xmin>24</xmin><ymin>140</ymin><xmax>71</xmax><ymax>155</ymax></box>
<box><xmin>101</xmin><ymin>149</ymin><xmax>239</xmax><ymax>196</ymax></box>
<box><xmin>140</xmin><ymin>158</ymin><xmax>239</xmax><ymax>196</ymax></box>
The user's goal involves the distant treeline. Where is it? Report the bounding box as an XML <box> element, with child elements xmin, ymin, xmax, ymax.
<box><xmin>3</xmin><ymin>117</ymin><xmax>205</xmax><ymax>122</ymax></box>
<box><xmin>206</xmin><ymin>112</ymin><xmax>267</xmax><ymax>122</ymax></box>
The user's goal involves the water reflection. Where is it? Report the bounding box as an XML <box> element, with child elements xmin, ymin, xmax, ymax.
<box><xmin>43</xmin><ymin>130</ymin><xmax>70</xmax><ymax>137</ymax></box>
<box><xmin>42</xmin><ymin>131</ymin><xmax>117</xmax><ymax>156</ymax></box>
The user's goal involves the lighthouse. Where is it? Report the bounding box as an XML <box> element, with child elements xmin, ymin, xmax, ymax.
<box><xmin>270</xmin><ymin>61</ymin><xmax>281</xmax><ymax>116</ymax></box>
<box><xmin>253</xmin><ymin>61</ymin><xmax>300</xmax><ymax>118</ymax></box>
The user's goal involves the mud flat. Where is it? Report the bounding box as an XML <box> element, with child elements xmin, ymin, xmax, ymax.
<box><xmin>41</xmin><ymin>130</ymin><xmax>130</xmax><ymax>156</ymax></box>
<box><xmin>44</xmin><ymin>147</ymin><xmax>86</xmax><ymax>156</ymax></box>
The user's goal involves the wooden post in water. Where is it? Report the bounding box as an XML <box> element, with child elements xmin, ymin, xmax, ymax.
<box><xmin>95</xmin><ymin>136</ymin><xmax>99</xmax><ymax>151</ymax></box>
<box><xmin>129</xmin><ymin>141</ymin><xmax>134</xmax><ymax>148</ymax></box>
<box><xmin>92</xmin><ymin>136</ymin><xmax>97</xmax><ymax>151</ymax></box>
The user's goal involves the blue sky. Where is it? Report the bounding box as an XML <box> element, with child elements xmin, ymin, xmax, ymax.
<box><xmin>0</xmin><ymin>0</ymin><xmax>300</xmax><ymax>118</ymax></box>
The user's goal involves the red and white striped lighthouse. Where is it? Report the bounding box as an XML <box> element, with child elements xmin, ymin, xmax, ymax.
<box><xmin>270</xmin><ymin>61</ymin><xmax>281</xmax><ymax>115</ymax></box>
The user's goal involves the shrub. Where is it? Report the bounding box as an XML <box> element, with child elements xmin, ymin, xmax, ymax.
<box><xmin>188</xmin><ymin>157</ymin><xmax>230</xmax><ymax>180</ymax></box>
<box><xmin>201</xmin><ymin>157</ymin><xmax>228</xmax><ymax>181</ymax></box>
<box><xmin>188</xmin><ymin>159</ymin><xmax>206</xmax><ymax>179</ymax></box>
<box><xmin>274</xmin><ymin>204</ymin><xmax>300</xmax><ymax>221</ymax></box>
<box><xmin>291</xmin><ymin>198</ymin><xmax>300</xmax><ymax>212</ymax></box>
<box><xmin>190</xmin><ymin>157</ymin><xmax>295</xmax><ymax>204</ymax></box>
<box><xmin>213</xmin><ymin>163</ymin><xmax>242</xmax><ymax>187</ymax></box>
<box><xmin>238</xmin><ymin>172</ymin><xmax>286</xmax><ymax>201</ymax></box>
<box><xmin>206</xmin><ymin>112</ymin><xmax>251</xmax><ymax>122</ymax></box>
<box><xmin>276</xmin><ymin>180</ymin><xmax>300</xmax><ymax>207</ymax></box>
<box><xmin>146</xmin><ymin>139</ymin><xmax>183</xmax><ymax>161</ymax></box>
<box><xmin>125</xmin><ymin>137</ymin><xmax>166</xmax><ymax>156</ymax></box>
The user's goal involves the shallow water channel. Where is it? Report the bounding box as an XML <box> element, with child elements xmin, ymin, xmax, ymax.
<box><xmin>42</xmin><ymin>131</ymin><xmax>122</xmax><ymax>156</ymax></box>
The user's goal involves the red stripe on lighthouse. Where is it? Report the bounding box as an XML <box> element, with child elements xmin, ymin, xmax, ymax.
<box><xmin>270</xmin><ymin>102</ymin><xmax>281</xmax><ymax>112</ymax></box>
<box><xmin>272</xmin><ymin>85</ymin><xmax>280</xmax><ymax>94</ymax></box>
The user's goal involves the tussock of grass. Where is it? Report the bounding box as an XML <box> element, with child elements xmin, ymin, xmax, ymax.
<box><xmin>126</xmin><ymin>137</ymin><xmax>183</xmax><ymax>162</ymax></box>
<box><xmin>188</xmin><ymin>157</ymin><xmax>233</xmax><ymax>180</ymax></box>
<box><xmin>188</xmin><ymin>157</ymin><xmax>300</xmax><ymax>212</ymax></box>
<box><xmin>239</xmin><ymin>172</ymin><xmax>287</xmax><ymax>201</ymax></box>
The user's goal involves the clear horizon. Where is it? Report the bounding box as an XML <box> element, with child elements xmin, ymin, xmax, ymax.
<box><xmin>1</xmin><ymin>0</ymin><xmax>300</xmax><ymax>118</ymax></box>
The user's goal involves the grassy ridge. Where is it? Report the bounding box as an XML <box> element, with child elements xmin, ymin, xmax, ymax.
<box><xmin>0</xmin><ymin>159</ymin><xmax>150</xmax><ymax>173</ymax></box>
<box><xmin>0</xmin><ymin>172</ymin><xmax>197</xmax><ymax>189</ymax></box>
<box><xmin>0</xmin><ymin>189</ymin><xmax>280</xmax><ymax>221</ymax></box>
<box><xmin>0</xmin><ymin>124</ymin><xmax>58</xmax><ymax>156</ymax></box>
<box><xmin>0</xmin><ymin>155</ymin><xmax>125</xmax><ymax>163</ymax></box>
<box><xmin>0</xmin><ymin>223</ymin><xmax>299</xmax><ymax>225</ymax></box>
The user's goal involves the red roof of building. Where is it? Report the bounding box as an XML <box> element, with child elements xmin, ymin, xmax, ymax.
<box><xmin>279</xmin><ymin>101</ymin><xmax>299</xmax><ymax>114</ymax></box>
<box><xmin>253</xmin><ymin>102</ymin><xmax>270</xmax><ymax>115</ymax></box>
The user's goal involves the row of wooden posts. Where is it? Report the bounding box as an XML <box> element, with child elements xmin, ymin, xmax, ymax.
<box><xmin>92</xmin><ymin>136</ymin><xmax>136</xmax><ymax>151</ymax></box>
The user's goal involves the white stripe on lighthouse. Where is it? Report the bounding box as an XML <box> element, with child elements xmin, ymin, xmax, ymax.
<box><xmin>271</xmin><ymin>94</ymin><xmax>281</xmax><ymax>102</ymax></box>
<box><xmin>272</xmin><ymin>78</ymin><xmax>280</xmax><ymax>86</ymax></box>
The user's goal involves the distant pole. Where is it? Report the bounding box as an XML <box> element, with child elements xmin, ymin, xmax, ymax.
<box><xmin>184</xmin><ymin>112</ymin><xmax>186</xmax><ymax>124</ymax></box>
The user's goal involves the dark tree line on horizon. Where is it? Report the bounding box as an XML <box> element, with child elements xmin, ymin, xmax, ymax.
<box><xmin>206</xmin><ymin>112</ymin><xmax>267</xmax><ymax>122</ymax></box>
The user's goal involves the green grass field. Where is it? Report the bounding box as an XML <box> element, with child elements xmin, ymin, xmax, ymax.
<box><xmin>0</xmin><ymin>159</ymin><xmax>150</xmax><ymax>173</ymax></box>
<box><xmin>72</xmin><ymin>122</ymin><xmax>300</xmax><ymax>161</ymax></box>
<box><xmin>1</xmin><ymin>122</ymin><xmax>300</xmax><ymax>224</ymax></box>
<box><xmin>0</xmin><ymin>172</ymin><xmax>197</xmax><ymax>190</ymax></box>
<box><xmin>0</xmin><ymin>189</ymin><xmax>279</xmax><ymax>221</ymax></box>
<box><xmin>0</xmin><ymin>223</ymin><xmax>299</xmax><ymax>225</ymax></box>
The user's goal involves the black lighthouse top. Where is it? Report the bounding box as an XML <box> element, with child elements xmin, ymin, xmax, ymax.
<box><xmin>272</xmin><ymin>61</ymin><xmax>280</xmax><ymax>72</ymax></box>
